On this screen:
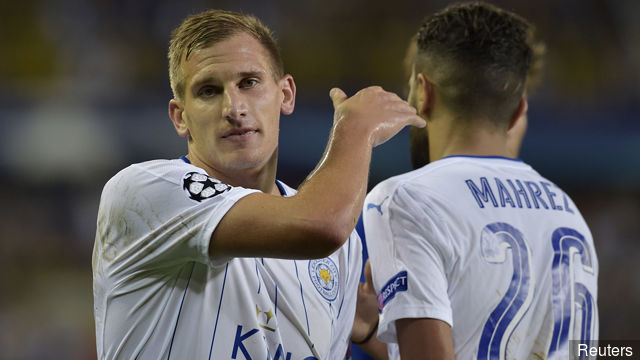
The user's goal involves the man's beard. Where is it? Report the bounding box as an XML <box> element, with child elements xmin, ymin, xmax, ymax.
<box><xmin>407</xmin><ymin>81</ymin><xmax>430</xmax><ymax>170</ymax></box>
<box><xmin>409</xmin><ymin>126</ymin><xmax>430</xmax><ymax>170</ymax></box>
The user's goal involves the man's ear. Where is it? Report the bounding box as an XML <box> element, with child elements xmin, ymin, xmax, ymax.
<box><xmin>506</xmin><ymin>96</ymin><xmax>529</xmax><ymax>158</ymax></box>
<box><xmin>169</xmin><ymin>98</ymin><xmax>190</xmax><ymax>138</ymax></box>
<box><xmin>280</xmin><ymin>74</ymin><xmax>296</xmax><ymax>115</ymax></box>
<box><xmin>416</xmin><ymin>73</ymin><xmax>434</xmax><ymax>117</ymax></box>
<box><xmin>508</xmin><ymin>96</ymin><xmax>528</xmax><ymax>131</ymax></box>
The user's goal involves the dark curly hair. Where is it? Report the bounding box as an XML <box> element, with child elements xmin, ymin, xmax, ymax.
<box><xmin>415</xmin><ymin>2</ymin><xmax>541</xmax><ymax>125</ymax></box>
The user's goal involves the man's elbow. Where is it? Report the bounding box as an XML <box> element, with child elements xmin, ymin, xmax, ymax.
<box><xmin>304</xmin><ymin>218</ymin><xmax>353</xmax><ymax>258</ymax></box>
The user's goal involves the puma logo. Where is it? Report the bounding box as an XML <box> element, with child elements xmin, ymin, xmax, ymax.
<box><xmin>366</xmin><ymin>196</ymin><xmax>389</xmax><ymax>215</ymax></box>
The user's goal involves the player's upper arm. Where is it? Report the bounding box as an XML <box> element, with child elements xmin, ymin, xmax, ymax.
<box><xmin>396</xmin><ymin>318</ymin><xmax>455</xmax><ymax>360</ymax></box>
<box><xmin>365</xmin><ymin>183</ymin><xmax>455</xmax><ymax>346</ymax></box>
<box><xmin>210</xmin><ymin>192</ymin><xmax>350</xmax><ymax>260</ymax></box>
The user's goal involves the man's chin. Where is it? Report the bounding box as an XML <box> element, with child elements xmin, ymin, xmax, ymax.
<box><xmin>222</xmin><ymin>152</ymin><xmax>271</xmax><ymax>171</ymax></box>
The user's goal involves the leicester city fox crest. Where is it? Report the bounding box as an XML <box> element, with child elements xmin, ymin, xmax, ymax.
<box><xmin>309</xmin><ymin>258</ymin><xmax>340</xmax><ymax>301</ymax></box>
<box><xmin>182</xmin><ymin>172</ymin><xmax>231</xmax><ymax>202</ymax></box>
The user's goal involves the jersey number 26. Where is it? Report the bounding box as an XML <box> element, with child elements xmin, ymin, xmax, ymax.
<box><xmin>477</xmin><ymin>222</ymin><xmax>596</xmax><ymax>360</ymax></box>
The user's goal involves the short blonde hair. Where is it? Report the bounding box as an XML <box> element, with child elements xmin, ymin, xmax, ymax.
<box><xmin>168</xmin><ymin>9</ymin><xmax>284</xmax><ymax>100</ymax></box>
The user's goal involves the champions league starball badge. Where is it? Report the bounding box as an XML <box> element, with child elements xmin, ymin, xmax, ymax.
<box><xmin>309</xmin><ymin>258</ymin><xmax>340</xmax><ymax>301</ymax></box>
<box><xmin>182</xmin><ymin>172</ymin><xmax>231</xmax><ymax>202</ymax></box>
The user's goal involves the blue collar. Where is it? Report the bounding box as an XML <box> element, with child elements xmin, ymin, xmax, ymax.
<box><xmin>440</xmin><ymin>155</ymin><xmax>523</xmax><ymax>162</ymax></box>
<box><xmin>275</xmin><ymin>180</ymin><xmax>288</xmax><ymax>196</ymax></box>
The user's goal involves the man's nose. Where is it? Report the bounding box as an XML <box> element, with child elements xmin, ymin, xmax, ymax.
<box><xmin>222</xmin><ymin>87</ymin><xmax>247</xmax><ymax>124</ymax></box>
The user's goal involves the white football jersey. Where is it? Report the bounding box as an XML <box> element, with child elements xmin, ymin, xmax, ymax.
<box><xmin>93</xmin><ymin>158</ymin><xmax>362</xmax><ymax>359</ymax></box>
<box><xmin>363</xmin><ymin>156</ymin><xmax>598</xmax><ymax>360</ymax></box>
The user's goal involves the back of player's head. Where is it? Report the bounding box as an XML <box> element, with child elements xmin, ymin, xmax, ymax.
<box><xmin>415</xmin><ymin>2</ymin><xmax>537</xmax><ymax>126</ymax></box>
<box><xmin>168</xmin><ymin>9</ymin><xmax>284</xmax><ymax>100</ymax></box>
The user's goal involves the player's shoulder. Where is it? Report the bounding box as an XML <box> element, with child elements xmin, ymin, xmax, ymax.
<box><xmin>103</xmin><ymin>158</ymin><xmax>239</xmax><ymax>202</ymax></box>
<box><xmin>367</xmin><ymin>161</ymin><xmax>448</xmax><ymax>203</ymax></box>
<box><xmin>530</xmin><ymin>169</ymin><xmax>585</xmax><ymax>215</ymax></box>
<box><xmin>430</xmin><ymin>155</ymin><xmax>534</xmax><ymax>178</ymax></box>
<box><xmin>100</xmin><ymin>158</ymin><xmax>252</xmax><ymax>215</ymax></box>
<box><xmin>103</xmin><ymin>158</ymin><xmax>190</xmax><ymax>192</ymax></box>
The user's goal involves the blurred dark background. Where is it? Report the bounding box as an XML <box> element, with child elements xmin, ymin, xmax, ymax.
<box><xmin>0</xmin><ymin>0</ymin><xmax>638</xmax><ymax>358</ymax></box>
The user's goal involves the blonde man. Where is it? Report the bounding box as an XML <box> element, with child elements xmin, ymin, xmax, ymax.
<box><xmin>92</xmin><ymin>9</ymin><xmax>423</xmax><ymax>359</ymax></box>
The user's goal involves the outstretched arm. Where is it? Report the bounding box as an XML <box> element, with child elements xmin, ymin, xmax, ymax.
<box><xmin>210</xmin><ymin>87</ymin><xmax>425</xmax><ymax>260</ymax></box>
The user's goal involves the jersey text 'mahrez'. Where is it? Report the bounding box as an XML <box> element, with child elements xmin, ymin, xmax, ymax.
<box><xmin>465</xmin><ymin>177</ymin><xmax>575</xmax><ymax>213</ymax></box>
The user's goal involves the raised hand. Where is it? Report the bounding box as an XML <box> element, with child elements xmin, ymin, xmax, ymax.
<box><xmin>330</xmin><ymin>86</ymin><xmax>425</xmax><ymax>147</ymax></box>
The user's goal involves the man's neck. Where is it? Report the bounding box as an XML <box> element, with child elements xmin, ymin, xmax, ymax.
<box><xmin>429</xmin><ymin>117</ymin><xmax>511</xmax><ymax>162</ymax></box>
<box><xmin>186</xmin><ymin>152</ymin><xmax>280</xmax><ymax>196</ymax></box>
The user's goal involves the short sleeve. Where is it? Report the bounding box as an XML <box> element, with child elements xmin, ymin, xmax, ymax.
<box><xmin>95</xmin><ymin>162</ymin><xmax>259</xmax><ymax>276</ymax></box>
<box><xmin>364</xmin><ymin>183</ymin><xmax>454</xmax><ymax>344</ymax></box>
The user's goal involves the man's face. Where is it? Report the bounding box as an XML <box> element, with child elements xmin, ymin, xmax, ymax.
<box><xmin>173</xmin><ymin>32</ymin><xmax>292</xmax><ymax>174</ymax></box>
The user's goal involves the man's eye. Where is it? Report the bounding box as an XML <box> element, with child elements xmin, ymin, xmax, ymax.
<box><xmin>198</xmin><ymin>86</ymin><xmax>221</xmax><ymax>97</ymax></box>
<box><xmin>240</xmin><ymin>79</ymin><xmax>258</xmax><ymax>88</ymax></box>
